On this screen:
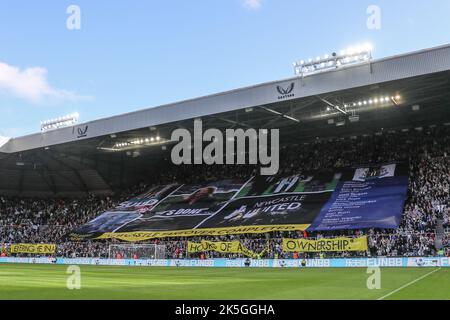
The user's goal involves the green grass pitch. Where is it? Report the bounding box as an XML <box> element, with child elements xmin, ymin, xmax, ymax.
<box><xmin>0</xmin><ymin>264</ymin><xmax>448</xmax><ymax>300</ymax></box>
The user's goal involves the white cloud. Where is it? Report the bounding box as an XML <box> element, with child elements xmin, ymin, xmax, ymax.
<box><xmin>0</xmin><ymin>61</ymin><xmax>91</xmax><ymax>103</ymax></box>
<box><xmin>0</xmin><ymin>136</ymin><xmax>9</xmax><ymax>148</ymax></box>
<box><xmin>242</xmin><ymin>0</ymin><xmax>262</xmax><ymax>10</ymax></box>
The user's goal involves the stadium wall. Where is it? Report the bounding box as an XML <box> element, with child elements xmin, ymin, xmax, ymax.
<box><xmin>1</xmin><ymin>257</ymin><xmax>448</xmax><ymax>268</ymax></box>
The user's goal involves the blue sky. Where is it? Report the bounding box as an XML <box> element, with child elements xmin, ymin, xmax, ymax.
<box><xmin>1</xmin><ymin>0</ymin><xmax>450</xmax><ymax>138</ymax></box>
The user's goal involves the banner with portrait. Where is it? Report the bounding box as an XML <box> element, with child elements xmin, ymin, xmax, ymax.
<box><xmin>72</xmin><ymin>164</ymin><xmax>409</xmax><ymax>241</ymax></box>
<box><xmin>67</xmin><ymin>184</ymin><xmax>179</xmax><ymax>240</ymax></box>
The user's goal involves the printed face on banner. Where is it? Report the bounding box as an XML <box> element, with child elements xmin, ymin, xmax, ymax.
<box><xmin>117</xmin><ymin>179</ymin><xmax>244</xmax><ymax>232</ymax></box>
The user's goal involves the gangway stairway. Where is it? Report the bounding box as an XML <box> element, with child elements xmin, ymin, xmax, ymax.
<box><xmin>434</xmin><ymin>218</ymin><xmax>445</xmax><ymax>250</ymax></box>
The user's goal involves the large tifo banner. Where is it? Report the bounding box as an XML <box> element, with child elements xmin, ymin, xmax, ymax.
<box><xmin>282</xmin><ymin>236</ymin><xmax>368</xmax><ymax>252</ymax></box>
<box><xmin>9</xmin><ymin>244</ymin><xmax>56</xmax><ymax>254</ymax></box>
<box><xmin>68</xmin><ymin>163</ymin><xmax>409</xmax><ymax>241</ymax></box>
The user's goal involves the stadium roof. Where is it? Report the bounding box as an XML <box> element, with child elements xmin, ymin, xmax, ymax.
<box><xmin>1</xmin><ymin>44</ymin><xmax>450</xmax><ymax>196</ymax></box>
<box><xmin>2</xmin><ymin>43</ymin><xmax>450</xmax><ymax>154</ymax></box>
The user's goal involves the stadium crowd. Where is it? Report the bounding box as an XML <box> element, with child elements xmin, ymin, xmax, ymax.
<box><xmin>1</xmin><ymin>125</ymin><xmax>449</xmax><ymax>259</ymax></box>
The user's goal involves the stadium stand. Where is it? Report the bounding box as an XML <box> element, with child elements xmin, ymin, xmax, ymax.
<box><xmin>1</xmin><ymin>125</ymin><xmax>448</xmax><ymax>259</ymax></box>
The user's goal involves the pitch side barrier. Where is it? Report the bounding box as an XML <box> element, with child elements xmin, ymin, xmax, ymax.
<box><xmin>0</xmin><ymin>257</ymin><xmax>448</xmax><ymax>268</ymax></box>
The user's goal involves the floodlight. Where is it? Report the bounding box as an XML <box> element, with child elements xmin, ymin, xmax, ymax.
<box><xmin>293</xmin><ymin>42</ymin><xmax>373</xmax><ymax>76</ymax></box>
<box><xmin>40</xmin><ymin>112</ymin><xmax>79</xmax><ymax>132</ymax></box>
